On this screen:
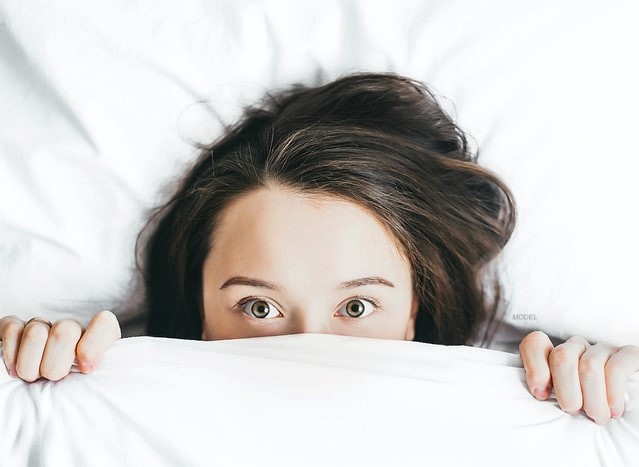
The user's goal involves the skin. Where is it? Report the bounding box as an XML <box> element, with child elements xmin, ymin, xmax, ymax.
<box><xmin>0</xmin><ymin>310</ymin><xmax>120</xmax><ymax>382</ymax></box>
<box><xmin>200</xmin><ymin>186</ymin><xmax>419</xmax><ymax>341</ymax></box>
<box><xmin>1</xmin><ymin>185</ymin><xmax>637</xmax><ymax>427</ymax></box>
<box><xmin>519</xmin><ymin>332</ymin><xmax>639</xmax><ymax>425</ymax></box>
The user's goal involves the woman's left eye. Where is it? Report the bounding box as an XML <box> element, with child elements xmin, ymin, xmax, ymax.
<box><xmin>336</xmin><ymin>298</ymin><xmax>379</xmax><ymax>319</ymax></box>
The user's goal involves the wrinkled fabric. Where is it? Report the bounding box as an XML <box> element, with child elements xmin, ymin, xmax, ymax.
<box><xmin>1</xmin><ymin>334</ymin><xmax>638</xmax><ymax>466</ymax></box>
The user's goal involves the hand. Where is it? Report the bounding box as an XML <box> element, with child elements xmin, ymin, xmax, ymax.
<box><xmin>519</xmin><ymin>331</ymin><xmax>639</xmax><ymax>424</ymax></box>
<box><xmin>0</xmin><ymin>310</ymin><xmax>121</xmax><ymax>383</ymax></box>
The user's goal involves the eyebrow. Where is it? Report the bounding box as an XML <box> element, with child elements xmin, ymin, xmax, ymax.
<box><xmin>220</xmin><ymin>276</ymin><xmax>282</xmax><ymax>291</ymax></box>
<box><xmin>219</xmin><ymin>276</ymin><xmax>395</xmax><ymax>291</ymax></box>
<box><xmin>338</xmin><ymin>277</ymin><xmax>395</xmax><ymax>289</ymax></box>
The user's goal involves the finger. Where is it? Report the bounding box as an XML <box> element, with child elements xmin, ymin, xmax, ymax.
<box><xmin>40</xmin><ymin>319</ymin><xmax>83</xmax><ymax>381</ymax></box>
<box><xmin>0</xmin><ymin>316</ymin><xmax>25</xmax><ymax>377</ymax></box>
<box><xmin>75</xmin><ymin>310</ymin><xmax>121</xmax><ymax>373</ymax></box>
<box><xmin>519</xmin><ymin>331</ymin><xmax>554</xmax><ymax>399</ymax></box>
<box><xmin>548</xmin><ymin>336</ymin><xmax>590</xmax><ymax>414</ymax></box>
<box><xmin>605</xmin><ymin>345</ymin><xmax>639</xmax><ymax>419</ymax></box>
<box><xmin>15</xmin><ymin>319</ymin><xmax>51</xmax><ymax>382</ymax></box>
<box><xmin>578</xmin><ymin>342</ymin><xmax>618</xmax><ymax>424</ymax></box>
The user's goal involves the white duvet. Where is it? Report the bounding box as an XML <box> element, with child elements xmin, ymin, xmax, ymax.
<box><xmin>1</xmin><ymin>334</ymin><xmax>638</xmax><ymax>467</ymax></box>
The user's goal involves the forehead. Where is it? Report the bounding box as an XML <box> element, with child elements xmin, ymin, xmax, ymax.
<box><xmin>207</xmin><ymin>187</ymin><xmax>411</xmax><ymax>285</ymax></box>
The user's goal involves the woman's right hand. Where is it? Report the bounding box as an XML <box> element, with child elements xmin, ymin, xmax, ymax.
<box><xmin>0</xmin><ymin>310</ymin><xmax>121</xmax><ymax>383</ymax></box>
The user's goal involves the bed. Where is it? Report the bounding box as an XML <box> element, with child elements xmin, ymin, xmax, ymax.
<box><xmin>1</xmin><ymin>1</ymin><xmax>638</xmax><ymax>466</ymax></box>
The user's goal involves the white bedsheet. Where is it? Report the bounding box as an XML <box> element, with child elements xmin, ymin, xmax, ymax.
<box><xmin>1</xmin><ymin>334</ymin><xmax>638</xmax><ymax>467</ymax></box>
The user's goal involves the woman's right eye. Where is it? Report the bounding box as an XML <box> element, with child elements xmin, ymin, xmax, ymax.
<box><xmin>237</xmin><ymin>299</ymin><xmax>282</xmax><ymax>320</ymax></box>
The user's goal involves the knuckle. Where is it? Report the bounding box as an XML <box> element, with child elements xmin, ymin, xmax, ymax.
<box><xmin>520</xmin><ymin>331</ymin><xmax>548</xmax><ymax>349</ymax></box>
<box><xmin>49</xmin><ymin>321</ymin><xmax>81</xmax><ymax>343</ymax></box>
<box><xmin>95</xmin><ymin>310</ymin><xmax>116</xmax><ymax>324</ymax></box>
<box><xmin>96</xmin><ymin>310</ymin><xmax>120</xmax><ymax>329</ymax></box>
<box><xmin>0</xmin><ymin>315</ymin><xmax>19</xmax><ymax>321</ymax></box>
<box><xmin>618</xmin><ymin>345</ymin><xmax>639</xmax><ymax>358</ymax></box>
<box><xmin>548</xmin><ymin>347</ymin><xmax>573</xmax><ymax>367</ymax></box>
<box><xmin>22</xmin><ymin>324</ymin><xmax>50</xmax><ymax>343</ymax></box>
<box><xmin>565</xmin><ymin>335</ymin><xmax>589</xmax><ymax>345</ymax></box>
<box><xmin>518</xmin><ymin>340</ymin><xmax>525</xmax><ymax>353</ymax></box>
<box><xmin>2</xmin><ymin>327</ymin><xmax>24</xmax><ymax>350</ymax></box>
<box><xmin>592</xmin><ymin>342</ymin><xmax>615</xmax><ymax>353</ymax></box>
<box><xmin>578</xmin><ymin>356</ymin><xmax>601</xmax><ymax>377</ymax></box>
<box><xmin>0</xmin><ymin>315</ymin><xmax>22</xmax><ymax>328</ymax></box>
<box><xmin>96</xmin><ymin>310</ymin><xmax>121</xmax><ymax>335</ymax></box>
<box><xmin>603</xmin><ymin>358</ymin><xmax>624</xmax><ymax>377</ymax></box>
<box><xmin>3</xmin><ymin>320</ymin><xmax>24</xmax><ymax>338</ymax></box>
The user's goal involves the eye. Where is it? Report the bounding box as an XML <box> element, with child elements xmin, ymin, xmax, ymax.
<box><xmin>337</xmin><ymin>297</ymin><xmax>379</xmax><ymax>319</ymax></box>
<box><xmin>237</xmin><ymin>298</ymin><xmax>281</xmax><ymax>319</ymax></box>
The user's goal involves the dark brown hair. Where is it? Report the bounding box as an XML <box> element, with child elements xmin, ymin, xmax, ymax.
<box><xmin>123</xmin><ymin>72</ymin><xmax>516</xmax><ymax>346</ymax></box>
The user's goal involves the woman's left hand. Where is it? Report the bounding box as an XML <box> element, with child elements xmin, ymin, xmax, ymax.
<box><xmin>519</xmin><ymin>331</ymin><xmax>639</xmax><ymax>425</ymax></box>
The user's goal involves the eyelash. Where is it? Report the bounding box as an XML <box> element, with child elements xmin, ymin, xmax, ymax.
<box><xmin>232</xmin><ymin>295</ymin><xmax>382</xmax><ymax>320</ymax></box>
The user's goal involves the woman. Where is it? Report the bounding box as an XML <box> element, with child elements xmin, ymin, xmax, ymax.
<box><xmin>1</xmin><ymin>72</ymin><xmax>636</xmax><ymax>425</ymax></box>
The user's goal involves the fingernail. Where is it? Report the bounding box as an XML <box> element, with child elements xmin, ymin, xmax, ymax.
<box><xmin>8</xmin><ymin>368</ymin><xmax>17</xmax><ymax>378</ymax></box>
<box><xmin>611</xmin><ymin>407</ymin><xmax>623</xmax><ymax>419</ymax></box>
<box><xmin>567</xmin><ymin>409</ymin><xmax>581</xmax><ymax>416</ymax></box>
<box><xmin>594</xmin><ymin>417</ymin><xmax>610</xmax><ymax>425</ymax></box>
<box><xmin>78</xmin><ymin>361</ymin><xmax>93</xmax><ymax>373</ymax></box>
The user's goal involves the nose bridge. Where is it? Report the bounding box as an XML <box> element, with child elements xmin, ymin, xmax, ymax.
<box><xmin>291</xmin><ymin>303</ymin><xmax>331</xmax><ymax>335</ymax></box>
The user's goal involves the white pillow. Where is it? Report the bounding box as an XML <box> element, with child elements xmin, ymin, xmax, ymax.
<box><xmin>0</xmin><ymin>0</ymin><xmax>637</xmax><ymax>346</ymax></box>
<box><xmin>1</xmin><ymin>333</ymin><xmax>638</xmax><ymax>466</ymax></box>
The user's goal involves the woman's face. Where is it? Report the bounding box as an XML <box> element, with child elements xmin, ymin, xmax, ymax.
<box><xmin>201</xmin><ymin>185</ymin><xmax>418</xmax><ymax>341</ymax></box>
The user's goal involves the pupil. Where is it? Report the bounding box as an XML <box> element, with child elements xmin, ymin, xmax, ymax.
<box><xmin>347</xmin><ymin>300</ymin><xmax>364</xmax><ymax>317</ymax></box>
<box><xmin>252</xmin><ymin>301</ymin><xmax>269</xmax><ymax>317</ymax></box>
